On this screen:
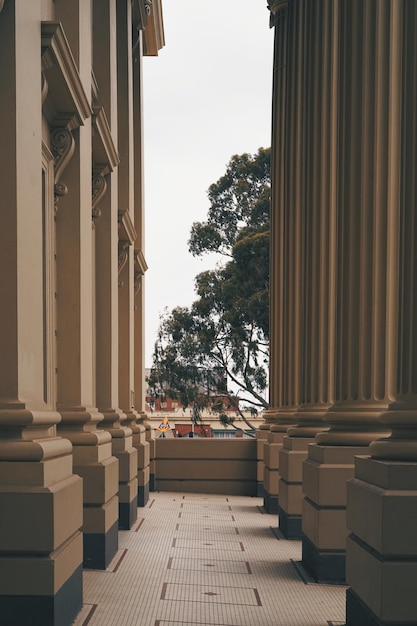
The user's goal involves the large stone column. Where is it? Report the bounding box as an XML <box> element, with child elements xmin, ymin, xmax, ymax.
<box><xmin>278</xmin><ymin>0</ymin><xmax>336</xmax><ymax>540</ymax></box>
<box><xmin>262</xmin><ymin>0</ymin><xmax>293</xmax><ymax>514</ymax></box>
<box><xmin>346</xmin><ymin>3</ymin><xmax>417</xmax><ymax>624</ymax></box>
<box><xmin>302</xmin><ymin>0</ymin><xmax>390</xmax><ymax>583</ymax></box>
<box><xmin>0</xmin><ymin>3</ymin><xmax>83</xmax><ymax>624</ymax></box>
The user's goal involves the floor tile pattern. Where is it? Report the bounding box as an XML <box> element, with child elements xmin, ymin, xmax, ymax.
<box><xmin>73</xmin><ymin>492</ymin><xmax>346</xmax><ymax>626</ymax></box>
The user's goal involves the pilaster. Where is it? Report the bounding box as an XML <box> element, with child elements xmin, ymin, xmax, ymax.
<box><xmin>47</xmin><ymin>4</ymin><xmax>120</xmax><ymax>570</ymax></box>
<box><xmin>112</xmin><ymin>0</ymin><xmax>141</xmax><ymax>528</ymax></box>
<box><xmin>0</xmin><ymin>3</ymin><xmax>83</xmax><ymax>623</ymax></box>
<box><xmin>132</xmin><ymin>23</ymin><xmax>150</xmax><ymax>506</ymax></box>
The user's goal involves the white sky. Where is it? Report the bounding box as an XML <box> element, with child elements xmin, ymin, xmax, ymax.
<box><xmin>143</xmin><ymin>0</ymin><xmax>274</xmax><ymax>367</ymax></box>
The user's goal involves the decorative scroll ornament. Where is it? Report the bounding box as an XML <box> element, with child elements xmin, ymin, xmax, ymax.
<box><xmin>118</xmin><ymin>245</ymin><xmax>129</xmax><ymax>275</ymax></box>
<box><xmin>92</xmin><ymin>174</ymin><xmax>107</xmax><ymax>222</ymax></box>
<box><xmin>41</xmin><ymin>73</ymin><xmax>49</xmax><ymax>104</ymax></box>
<box><xmin>51</xmin><ymin>126</ymin><xmax>75</xmax><ymax>208</ymax></box>
<box><xmin>134</xmin><ymin>271</ymin><xmax>142</xmax><ymax>296</ymax></box>
<box><xmin>145</xmin><ymin>0</ymin><xmax>153</xmax><ymax>16</ymax></box>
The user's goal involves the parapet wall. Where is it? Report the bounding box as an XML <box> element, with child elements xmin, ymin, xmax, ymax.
<box><xmin>155</xmin><ymin>438</ymin><xmax>257</xmax><ymax>495</ymax></box>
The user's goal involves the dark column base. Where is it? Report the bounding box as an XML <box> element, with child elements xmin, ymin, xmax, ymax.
<box><xmin>263</xmin><ymin>492</ymin><xmax>279</xmax><ymax>513</ymax></box>
<box><xmin>346</xmin><ymin>588</ymin><xmax>413</xmax><ymax>626</ymax></box>
<box><xmin>83</xmin><ymin>519</ymin><xmax>118</xmax><ymax>569</ymax></box>
<box><xmin>0</xmin><ymin>564</ymin><xmax>83</xmax><ymax>626</ymax></box>
<box><xmin>150</xmin><ymin>473</ymin><xmax>156</xmax><ymax>492</ymax></box>
<box><xmin>119</xmin><ymin>497</ymin><xmax>138</xmax><ymax>530</ymax></box>
<box><xmin>302</xmin><ymin>535</ymin><xmax>346</xmax><ymax>583</ymax></box>
<box><xmin>278</xmin><ymin>508</ymin><xmax>302</xmax><ymax>539</ymax></box>
<box><xmin>138</xmin><ymin>481</ymin><xmax>149</xmax><ymax>507</ymax></box>
<box><xmin>257</xmin><ymin>482</ymin><xmax>264</xmax><ymax>497</ymax></box>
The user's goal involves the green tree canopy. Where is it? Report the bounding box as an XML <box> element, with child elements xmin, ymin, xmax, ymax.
<box><xmin>148</xmin><ymin>148</ymin><xmax>270</xmax><ymax>431</ymax></box>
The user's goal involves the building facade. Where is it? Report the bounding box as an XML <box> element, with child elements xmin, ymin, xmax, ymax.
<box><xmin>0</xmin><ymin>1</ymin><xmax>164</xmax><ymax>624</ymax></box>
<box><xmin>267</xmin><ymin>1</ymin><xmax>417</xmax><ymax>624</ymax></box>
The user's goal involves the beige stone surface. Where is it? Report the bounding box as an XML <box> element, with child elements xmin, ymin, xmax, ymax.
<box><xmin>83</xmin><ymin>494</ymin><xmax>119</xmax><ymax>533</ymax></box>
<box><xmin>346</xmin><ymin>535</ymin><xmax>417</xmax><ymax>623</ymax></box>
<box><xmin>302</xmin><ymin>498</ymin><xmax>347</xmax><ymax>550</ymax></box>
<box><xmin>76</xmin><ymin>456</ymin><xmax>119</xmax><ymax>504</ymax></box>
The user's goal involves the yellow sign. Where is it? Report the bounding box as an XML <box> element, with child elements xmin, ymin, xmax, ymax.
<box><xmin>157</xmin><ymin>417</ymin><xmax>172</xmax><ymax>432</ymax></box>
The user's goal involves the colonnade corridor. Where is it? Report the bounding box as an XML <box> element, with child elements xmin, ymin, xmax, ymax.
<box><xmin>73</xmin><ymin>491</ymin><xmax>346</xmax><ymax>626</ymax></box>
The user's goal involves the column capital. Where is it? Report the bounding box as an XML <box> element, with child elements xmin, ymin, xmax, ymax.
<box><xmin>267</xmin><ymin>0</ymin><xmax>289</xmax><ymax>13</ymax></box>
<box><xmin>267</xmin><ymin>0</ymin><xmax>289</xmax><ymax>26</ymax></box>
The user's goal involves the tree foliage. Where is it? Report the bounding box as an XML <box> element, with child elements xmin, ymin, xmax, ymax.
<box><xmin>148</xmin><ymin>148</ymin><xmax>270</xmax><ymax>431</ymax></box>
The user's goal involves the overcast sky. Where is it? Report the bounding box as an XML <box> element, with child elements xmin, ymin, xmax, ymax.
<box><xmin>142</xmin><ymin>0</ymin><xmax>274</xmax><ymax>367</ymax></box>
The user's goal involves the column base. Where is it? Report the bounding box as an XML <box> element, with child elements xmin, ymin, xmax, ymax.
<box><xmin>264</xmin><ymin>491</ymin><xmax>279</xmax><ymax>513</ymax></box>
<box><xmin>302</xmin><ymin>535</ymin><xmax>346</xmax><ymax>583</ymax></box>
<box><xmin>119</xmin><ymin>496</ymin><xmax>138</xmax><ymax>530</ymax></box>
<box><xmin>257</xmin><ymin>482</ymin><xmax>264</xmax><ymax>497</ymax></box>
<box><xmin>0</xmin><ymin>564</ymin><xmax>83</xmax><ymax>626</ymax></box>
<box><xmin>150</xmin><ymin>473</ymin><xmax>156</xmax><ymax>492</ymax></box>
<box><xmin>278</xmin><ymin>508</ymin><xmax>302</xmax><ymax>539</ymax></box>
<box><xmin>83</xmin><ymin>519</ymin><xmax>119</xmax><ymax>569</ymax></box>
<box><xmin>346</xmin><ymin>588</ymin><xmax>408</xmax><ymax>626</ymax></box>
<box><xmin>138</xmin><ymin>480</ymin><xmax>149</xmax><ymax>507</ymax></box>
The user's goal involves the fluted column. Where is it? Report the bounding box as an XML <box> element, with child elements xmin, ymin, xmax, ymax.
<box><xmin>0</xmin><ymin>3</ymin><xmax>83</xmax><ymax>623</ymax></box>
<box><xmin>346</xmin><ymin>3</ymin><xmax>417</xmax><ymax>623</ymax></box>
<box><xmin>278</xmin><ymin>0</ymin><xmax>335</xmax><ymax>539</ymax></box>
<box><xmin>302</xmin><ymin>0</ymin><xmax>390</xmax><ymax>583</ymax></box>
<box><xmin>262</xmin><ymin>0</ymin><xmax>294</xmax><ymax>513</ymax></box>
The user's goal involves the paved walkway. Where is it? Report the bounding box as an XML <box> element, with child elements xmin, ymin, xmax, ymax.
<box><xmin>73</xmin><ymin>492</ymin><xmax>346</xmax><ymax>626</ymax></box>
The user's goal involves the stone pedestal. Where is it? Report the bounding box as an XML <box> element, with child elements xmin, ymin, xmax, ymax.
<box><xmin>61</xmin><ymin>423</ymin><xmax>119</xmax><ymax>570</ymax></box>
<box><xmin>99</xmin><ymin>410</ymin><xmax>138</xmax><ymax>529</ymax></box>
<box><xmin>0</xmin><ymin>415</ymin><xmax>83</xmax><ymax>626</ymax></box>
<box><xmin>346</xmin><ymin>456</ymin><xmax>417</xmax><ymax>625</ymax></box>
<box><xmin>279</xmin><ymin>436</ymin><xmax>316</xmax><ymax>538</ymax></box>
<box><xmin>256</xmin><ymin>426</ymin><xmax>269</xmax><ymax>497</ymax></box>
<box><xmin>263</xmin><ymin>423</ymin><xmax>292</xmax><ymax>513</ymax></box>
<box><xmin>149</xmin><ymin>435</ymin><xmax>157</xmax><ymax>492</ymax></box>
<box><xmin>125</xmin><ymin>411</ymin><xmax>150</xmax><ymax>506</ymax></box>
<box><xmin>302</xmin><ymin>443</ymin><xmax>367</xmax><ymax>582</ymax></box>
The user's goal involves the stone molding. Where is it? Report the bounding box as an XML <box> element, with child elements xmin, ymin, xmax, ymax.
<box><xmin>134</xmin><ymin>248</ymin><xmax>148</xmax><ymax>295</ymax></box>
<box><xmin>41</xmin><ymin>21</ymin><xmax>91</xmax><ymax>129</ymax></box>
<box><xmin>92</xmin><ymin>106</ymin><xmax>119</xmax><ymax>176</ymax></box>
<box><xmin>118</xmin><ymin>209</ymin><xmax>137</xmax><ymax>277</ymax></box>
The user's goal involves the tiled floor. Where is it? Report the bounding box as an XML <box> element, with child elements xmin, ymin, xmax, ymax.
<box><xmin>73</xmin><ymin>493</ymin><xmax>346</xmax><ymax>626</ymax></box>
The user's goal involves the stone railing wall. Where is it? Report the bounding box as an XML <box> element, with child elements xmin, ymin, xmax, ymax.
<box><xmin>155</xmin><ymin>439</ymin><xmax>257</xmax><ymax>495</ymax></box>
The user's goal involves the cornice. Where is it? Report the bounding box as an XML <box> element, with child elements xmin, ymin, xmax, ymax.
<box><xmin>134</xmin><ymin>249</ymin><xmax>148</xmax><ymax>295</ymax></box>
<box><xmin>92</xmin><ymin>106</ymin><xmax>120</xmax><ymax>176</ymax></box>
<box><xmin>41</xmin><ymin>22</ymin><xmax>91</xmax><ymax>129</ymax></box>
<box><xmin>134</xmin><ymin>249</ymin><xmax>148</xmax><ymax>275</ymax></box>
<box><xmin>143</xmin><ymin>0</ymin><xmax>165</xmax><ymax>56</ymax></box>
<box><xmin>118</xmin><ymin>209</ymin><xmax>137</xmax><ymax>246</ymax></box>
